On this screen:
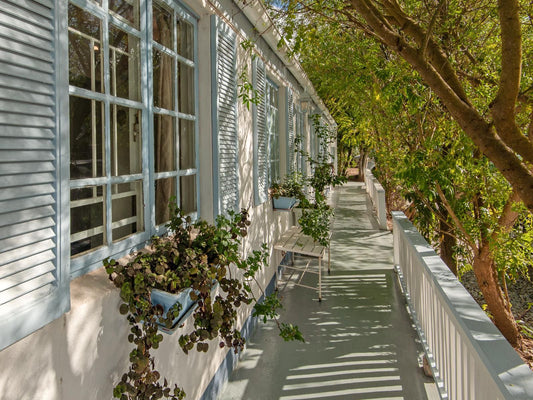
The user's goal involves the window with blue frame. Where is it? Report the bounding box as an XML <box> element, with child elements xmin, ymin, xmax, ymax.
<box><xmin>266</xmin><ymin>79</ymin><xmax>280</xmax><ymax>185</ymax></box>
<box><xmin>68</xmin><ymin>0</ymin><xmax>198</xmax><ymax>274</ymax></box>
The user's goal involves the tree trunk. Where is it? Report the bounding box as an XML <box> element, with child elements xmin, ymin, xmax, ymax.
<box><xmin>358</xmin><ymin>150</ymin><xmax>368</xmax><ymax>182</ymax></box>
<box><xmin>472</xmin><ymin>245</ymin><xmax>521</xmax><ymax>347</ymax></box>
<box><xmin>439</xmin><ymin>216</ymin><xmax>457</xmax><ymax>276</ymax></box>
<box><xmin>348</xmin><ymin>0</ymin><xmax>533</xmax><ymax>213</ymax></box>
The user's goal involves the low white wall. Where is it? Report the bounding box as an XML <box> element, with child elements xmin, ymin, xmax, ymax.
<box><xmin>363</xmin><ymin>159</ymin><xmax>387</xmax><ymax>230</ymax></box>
<box><xmin>0</xmin><ymin>212</ymin><xmax>287</xmax><ymax>400</ymax></box>
<box><xmin>0</xmin><ymin>187</ymin><xmax>291</xmax><ymax>400</ymax></box>
<box><xmin>392</xmin><ymin>211</ymin><xmax>533</xmax><ymax>400</ymax></box>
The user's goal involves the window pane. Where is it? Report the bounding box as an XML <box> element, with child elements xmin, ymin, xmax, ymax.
<box><xmin>153</xmin><ymin>50</ymin><xmax>175</xmax><ymax>110</ymax></box>
<box><xmin>155</xmin><ymin>177</ymin><xmax>176</xmax><ymax>225</ymax></box>
<box><xmin>269</xmin><ymin>85</ymin><xmax>278</xmax><ymax>107</ymax></box>
<box><xmin>112</xmin><ymin>181</ymin><xmax>144</xmax><ymax>241</ymax></box>
<box><xmin>178</xmin><ymin>61</ymin><xmax>195</xmax><ymax>115</ymax></box>
<box><xmin>70</xmin><ymin>96</ymin><xmax>104</xmax><ymax>179</ymax></box>
<box><xmin>109</xmin><ymin>26</ymin><xmax>141</xmax><ymax>101</ymax></box>
<box><xmin>179</xmin><ymin>119</ymin><xmax>195</xmax><ymax>170</ymax></box>
<box><xmin>152</xmin><ymin>1</ymin><xmax>173</xmax><ymax>49</ymax></box>
<box><xmin>177</xmin><ymin>19</ymin><xmax>194</xmax><ymax>60</ymax></box>
<box><xmin>154</xmin><ymin>113</ymin><xmax>176</xmax><ymax>172</ymax></box>
<box><xmin>111</xmin><ymin>106</ymin><xmax>142</xmax><ymax>176</ymax></box>
<box><xmin>109</xmin><ymin>0</ymin><xmax>140</xmax><ymax>30</ymax></box>
<box><xmin>71</xmin><ymin>186</ymin><xmax>105</xmax><ymax>256</ymax></box>
<box><xmin>272</xmin><ymin>161</ymin><xmax>280</xmax><ymax>183</ymax></box>
<box><xmin>266</xmin><ymin>81</ymin><xmax>279</xmax><ymax>185</ymax></box>
<box><xmin>180</xmin><ymin>175</ymin><xmax>196</xmax><ymax>215</ymax></box>
<box><xmin>68</xmin><ymin>4</ymin><xmax>103</xmax><ymax>92</ymax></box>
<box><xmin>270</xmin><ymin>132</ymin><xmax>279</xmax><ymax>157</ymax></box>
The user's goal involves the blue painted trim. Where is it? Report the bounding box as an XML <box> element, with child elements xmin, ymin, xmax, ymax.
<box><xmin>210</xmin><ymin>15</ymin><xmax>220</xmax><ymax>218</ymax></box>
<box><xmin>67</xmin><ymin>0</ymin><xmax>200</xmax><ymax>278</ymax></box>
<box><xmin>252</xmin><ymin>58</ymin><xmax>261</xmax><ymax>206</ymax></box>
<box><xmin>285</xmin><ymin>87</ymin><xmax>291</xmax><ymax>174</ymax></box>
<box><xmin>143</xmin><ymin>0</ymin><xmax>156</xmax><ymax>237</ymax></box>
<box><xmin>199</xmin><ymin>270</ymin><xmax>279</xmax><ymax>400</ymax></box>
<box><xmin>193</xmin><ymin>15</ymin><xmax>201</xmax><ymax>219</ymax></box>
<box><xmin>0</xmin><ymin>0</ymin><xmax>71</xmax><ymax>350</ymax></box>
<box><xmin>103</xmin><ymin>8</ymin><xmax>113</xmax><ymax>249</ymax></box>
<box><xmin>57</xmin><ymin>0</ymin><xmax>71</xmax><ymax>292</ymax></box>
<box><xmin>211</xmin><ymin>16</ymin><xmax>239</xmax><ymax>217</ymax></box>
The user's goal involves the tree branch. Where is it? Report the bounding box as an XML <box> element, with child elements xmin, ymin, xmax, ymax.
<box><xmin>492</xmin><ymin>190</ymin><xmax>521</xmax><ymax>241</ymax></box>
<box><xmin>528</xmin><ymin>110</ymin><xmax>533</xmax><ymax>145</ymax></box>
<box><xmin>347</xmin><ymin>0</ymin><xmax>533</xmax><ymax>213</ymax></box>
<box><xmin>380</xmin><ymin>0</ymin><xmax>470</xmax><ymax>104</ymax></box>
<box><xmin>490</xmin><ymin>0</ymin><xmax>533</xmax><ymax>164</ymax></box>
<box><xmin>421</xmin><ymin>0</ymin><xmax>446</xmax><ymax>59</ymax></box>
<box><xmin>435</xmin><ymin>183</ymin><xmax>478</xmax><ymax>252</ymax></box>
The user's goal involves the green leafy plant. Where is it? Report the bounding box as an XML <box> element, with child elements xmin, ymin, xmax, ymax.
<box><xmin>295</xmin><ymin>115</ymin><xmax>346</xmax><ymax>246</ymax></box>
<box><xmin>270</xmin><ymin>171</ymin><xmax>306</xmax><ymax>200</ymax></box>
<box><xmin>238</xmin><ymin>39</ymin><xmax>260</xmax><ymax>110</ymax></box>
<box><xmin>105</xmin><ymin>203</ymin><xmax>303</xmax><ymax>399</ymax></box>
<box><xmin>298</xmin><ymin>201</ymin><xmax>334</xmax><ymax>247</ymax></box>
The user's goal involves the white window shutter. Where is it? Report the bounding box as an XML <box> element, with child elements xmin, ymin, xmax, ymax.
<box><xmin>0</xmin><ymin>0</ymin><xmax>70</xmax><ymax>350</ymax></box>
<box><xmin>253</xmin><ymin>58</ymin><xmax>268</xmax><ymax>205</ymax></box>
<box><xmin>212</xmin><ymin>16</ymin><xmax>239</xmax><ymax>216</ymax></box>
<box><xmin>286</xmin><ymin>88</ymin><xmax>295</xmax><ymax>174</ymax></box>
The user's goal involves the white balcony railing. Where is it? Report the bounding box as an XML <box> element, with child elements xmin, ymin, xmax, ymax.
<box><xmin>363</xmin><ymin>159</ymin><xmax>387</xmax><ymax>230</ymax></box>
<box><xmin>392</xmin><ymin>211</ymin><xmax>533</xmax><ymax>400</ymax></box>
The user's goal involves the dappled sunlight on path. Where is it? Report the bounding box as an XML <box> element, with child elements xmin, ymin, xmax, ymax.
<box><xmin>218</xmin><ymin>182</ymin><xmax>435</xmax><ymax>400</ymax></box>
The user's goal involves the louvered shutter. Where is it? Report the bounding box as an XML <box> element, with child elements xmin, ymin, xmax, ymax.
<box><xmin>286</xmin><ymin>88</ymin><xmax>295</xmax><ymax>174</ymax></box>
<box><xmin>299</xmin><ymin>110</ymin><xmax>307</xmax><ymax>175</ymax></box>
<box><xmin>212</xmin><ymin>16</ymin><xmax>238</xmax><ymax>216</ymax></box>
<box><xmin>253</xmin><ymin>58</ymin><xmax>268</xmax><ymax>205</ymax></box>
<box><xmin>0</xmin><ymin>0</ymin><xmax>69</xmax><ymax>350</ymax></box>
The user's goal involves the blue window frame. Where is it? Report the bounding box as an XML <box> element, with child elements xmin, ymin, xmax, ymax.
<box><xmin>265</xmin><ymin>78</ymin><xmax>279</xmax><ymax>185</ymax></box>
<box><xmin>67</xmin><ymin>0</ymin><xmax>199</xmax><ymax>277</ymax></box>
<box><xmin>286</xmin><ymin>88</ymin><xmax>296</xmax><ymax>174</ymax></box>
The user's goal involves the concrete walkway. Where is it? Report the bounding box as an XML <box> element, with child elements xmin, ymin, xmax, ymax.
<box><xmin>218</xmin><ymin>182</ymin><xmax>436</xmax><ymax>400</ymax></box>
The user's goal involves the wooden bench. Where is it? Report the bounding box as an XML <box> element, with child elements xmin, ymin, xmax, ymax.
<box><xmin>274</xmin><ymin>226</ymin><xmax>330</xmax><ymax>301</ymax></box>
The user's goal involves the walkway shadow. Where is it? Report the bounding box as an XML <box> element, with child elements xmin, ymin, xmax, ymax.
<box><xmin>218</xmin><ymin>182</ymin><xmax>433</xmax><ymax>400</ymax></box>
<box><xmin>218</xmin><ymin>270</ymin><xmax>432</xmax><ymax>400</ymax></box>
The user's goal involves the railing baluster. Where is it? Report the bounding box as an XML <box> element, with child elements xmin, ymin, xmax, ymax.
<box><xmin>392</xmin><ymin>211</ymin><xmax>533</xmax><ymax>400</ymax></box>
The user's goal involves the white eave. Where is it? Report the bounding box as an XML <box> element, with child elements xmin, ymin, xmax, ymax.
<box><xmin>235</xmin><ymin>0</ymin><xmax>336</xmax><ymax>128</ymax></box>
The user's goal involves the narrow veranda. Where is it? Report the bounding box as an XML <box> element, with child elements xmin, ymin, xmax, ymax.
<box><xmin>219</xmin><ymin>181</ymin><xmax>438</xmax><ymax>400</ymax></box>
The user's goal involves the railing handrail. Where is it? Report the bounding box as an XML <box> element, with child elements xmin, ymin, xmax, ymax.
<box><xmin>392</xmin><ymin>211</ymin><xmax>533</xmax><ymax>400</ymax></box>
<box><xmin>363</xmin><ymin>159</ymin><xmax>387</xmax><ymax>230</ymax></box>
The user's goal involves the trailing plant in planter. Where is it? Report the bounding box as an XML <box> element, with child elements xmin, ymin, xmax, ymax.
<box><xmin>270</xmin><ymin>171</ymin><xmax>306</xmax><ymax>200</ymax></box>
<box><xmin>105</xmin><ymin>203</ymin><xmax>303</xmax><ymax>399</ymax></box>
<box><xmin>270</xmin><ymin>171</ymin><xmax>306</xmax><ymax>209</ymax></box>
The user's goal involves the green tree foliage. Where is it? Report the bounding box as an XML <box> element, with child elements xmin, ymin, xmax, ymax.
<box><xmin>266</xmin><ymin>0</ymin><xmax>533</xmax><ymax>211</ymax></box>
<box><xmin>262</xmin><ymin>0</ymin><xmax>533</xmax><ymax>348</ymax></box>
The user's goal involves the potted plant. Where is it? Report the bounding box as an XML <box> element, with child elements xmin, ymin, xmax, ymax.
<box><xmin>104</xmin><ymin>202</ymin><xmax>303</xmax><ymax>399</ymax></box>
<box><xmin>270</xmin><ymin>171</ymin><xmax>305</xmax><ymax>210</ymax></box>
<box><xmin>294</xmin><ymin>116</ymin><xmax>347</xmax><ymax>246</ymax></box>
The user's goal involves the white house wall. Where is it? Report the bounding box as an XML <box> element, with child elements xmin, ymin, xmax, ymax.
<box><xmin>0</xmin><ymin>0</ymin><xmax>335</xmax><ymax>399</ymax></box>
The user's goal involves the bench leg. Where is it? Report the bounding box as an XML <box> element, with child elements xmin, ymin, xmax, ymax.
<box><xmin>328</xmin><ymin>246</ymin><xmax>331</xmax><ymax>274</ymax></box>
<box><xmin>318</xmin><ymin>256</ymin><xmax>322</xmax><ymax>302</ymax></box>
<box><xmin>275</xmin><ymin>253</ymin><xmax>280</xmax><ymax>290</ymax></box>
